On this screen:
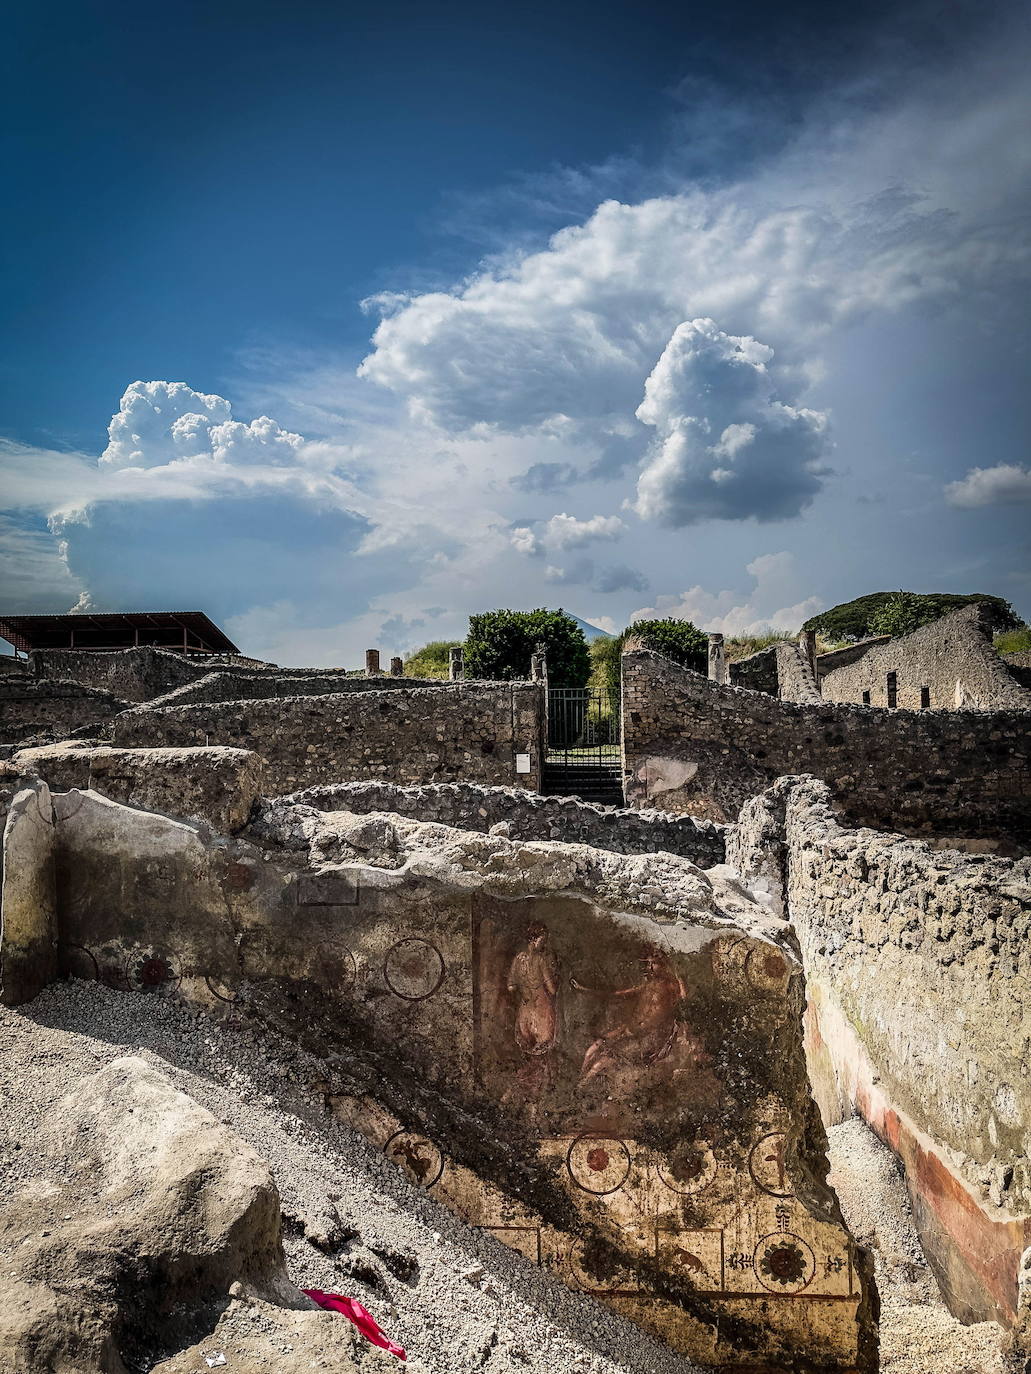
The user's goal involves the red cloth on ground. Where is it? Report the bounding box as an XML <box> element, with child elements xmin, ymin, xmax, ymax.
<box><xmin>302</xmin><ymin>1289</ymin><xmax>407</xmax><ymax>1362</ymax></box>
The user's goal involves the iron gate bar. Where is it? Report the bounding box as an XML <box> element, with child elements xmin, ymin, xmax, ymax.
<box><xmin>546</xmin><ymin>686</ymin><xmax>621</xmax><ymax>766</ymax></box>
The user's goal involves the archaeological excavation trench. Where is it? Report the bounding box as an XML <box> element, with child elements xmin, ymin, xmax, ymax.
<box><xmin>0</xmin><ymin>608</ymin><xmax>1028</xmax><ymax>1372</ymax></box>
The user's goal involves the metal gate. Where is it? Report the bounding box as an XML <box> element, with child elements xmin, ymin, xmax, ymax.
<box><xmin>546</xmin><ymin>686</ymin><xmax>621</xmax><ymax>766</ymax></box>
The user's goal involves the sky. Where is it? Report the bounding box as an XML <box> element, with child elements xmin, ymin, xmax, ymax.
<box><xmin>1</xmin><ymin>0</ymin><xmax>1029</xmax><ymax>665</ymax></box>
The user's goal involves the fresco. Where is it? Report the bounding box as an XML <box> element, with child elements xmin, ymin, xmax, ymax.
<box><xmin>36</xmin><ymin>789</ymin><xmax>869</xmax><ymax>1369</ymax></box>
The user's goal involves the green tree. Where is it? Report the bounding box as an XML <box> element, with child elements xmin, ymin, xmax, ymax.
<box><xmin>464</xmin><ymin>609</ymin><xmax>590</xmax><ymax>687</ymax></box>
<box><xmin>404</xmin><ymin>639</ymin><xmax>461</xmax><ymax>679</ymax></box>
<box><xmin>597</xmin><ymin>617</ymin><xmax>707</xmax><ymax>695</ymax></box>
<box><xmin>869</xmin><ymin>592</ymin><xmax>944</xmax><ymax>637</ymax></box>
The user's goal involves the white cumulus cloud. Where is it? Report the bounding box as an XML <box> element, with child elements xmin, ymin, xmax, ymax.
<box><xmin>944</xmin><ymin>463</ymin><xmax>1031</xmax><ymax>508</ymax></box>
<box><xmin>632</xmin><ymin>551</ymin><xmax>824</xmax><ymax>635</ymax></box>
<box><xmin>544</xmin><ymin>512</ymin><xmax>625</xmax><ymax>548</ymax></box>
<box><xmin>633</xmin><ymin>318</ymin><xmax>830</xmax><ymax>525</ymax></box>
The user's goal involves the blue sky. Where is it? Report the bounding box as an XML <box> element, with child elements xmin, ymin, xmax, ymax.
<box><xmin>1</xmin><ymin>0</ymin><xmax>1029</xmax><ymax>663</ymax></box>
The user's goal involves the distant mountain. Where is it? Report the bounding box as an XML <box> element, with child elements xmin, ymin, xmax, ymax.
<box><xmin>569</xmin><ymin>614</ymin><xmax>613</xmax><ymax>640</ymax></box>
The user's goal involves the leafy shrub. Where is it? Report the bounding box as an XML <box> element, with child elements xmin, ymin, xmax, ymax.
<box><xmin>403</xmin><ymin>640</ymin><xmax>462</xmax><ymax>679</ymax></box>
<box><xmin>464</xmin><ymin>609</ymin><xmax>590</xmax><ymax>687</ymax></box>
<box><xmin>596</xmin><ymin>617</ymin><xmax>707</xmax><ymax>695</ymax></box>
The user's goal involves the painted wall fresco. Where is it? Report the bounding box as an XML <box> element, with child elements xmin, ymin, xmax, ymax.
<box><xmin>6</xmin><ymin>787</ymin><xmax>873</xmax><ymax>1370</ymax></box>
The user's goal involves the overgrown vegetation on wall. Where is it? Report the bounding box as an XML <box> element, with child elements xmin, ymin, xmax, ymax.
<box><xmin>464</xmin><ymin>609</ymin><xmax>590</xmax><ymax>686</ymax></box>
<box><xmin>803</xmin><ymin>591</ymin><xmax>1021</xmax><ymax>641</ymax></box>
<box><xmin>403</xmin><ymin>639</ymin><xmax>461</xmax><ymax>679</ymax></box>
<box><xmin>592</xmin><ymin>617</ymin><xmax>707</xmax><ymax>695</ymax></box>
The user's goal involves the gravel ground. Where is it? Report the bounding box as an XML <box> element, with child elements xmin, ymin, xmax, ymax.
<box><xmin>1</xmin><ymin>980</ymin><xmax>1009</xmax><ymax>1374</ymax></box>
<box><xmin>2</xmin><ymin>982</ymin><xmax>709</xmax><ymax>1374</ymax></box>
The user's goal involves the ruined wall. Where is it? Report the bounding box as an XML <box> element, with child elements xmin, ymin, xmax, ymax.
<box><xmin>814</xmin><ymin>638</ymin><xmax>891</xmax><ymax>681</ymax></box>
<box><xmin>0</xmin><ymin>679</ymin><xmax>131</xmax><ymax>747</ymax></box>
<box><xmin>728</xmin><ymin>645</ymin><xmax>821</xmax><ymax>704</ymax></box>
<box><xmin>729</xmin><ymin>646</ymin><xmax>780</xmax><ymax>696</ymax></box>
<box><xmin>820</xmin><ymin>605</ymin><xmax>1031</xmax><ymax>710</ymax></box>
<box><xmin>281</xmin><ymin>779</ymin><xmax>726</xmax><ymax>865</ymax></box>
<box><xmin>30</xmin><ymin>646</ymin><xmax>215</xmax><ymax>703</ymax></box>
<box><xmin>621</xmin><ymin>647</ymin><xmax>1031</xmax><ymax>841</ymax></box>
<box><xmin>111</xmin><ymin>682</ymin><xmax>547</xmax><ymax>793</ymax></box>
<box><xmin>729</xmin><ymin>776</ymin><xmax>1031</xmax><ymax>1334</ymax></box>
<box><xmin>145</xmin><ymin>669</ymin><xmax>440</xmax><ymax>708</ymax></box>
<box><xmin>1003</xmin><ymin>652</ymin><xmax>1031</xmax><ymax>691</ymax></box>
<box><xmin>1</xmin><ymin>782</ymin><xmax>876</xmax><ymax>1371</ymax></box>
<box><xmin>11</xmin><ymin>742</ymin><xmax>265</xmax><ymax>832</ymax></box>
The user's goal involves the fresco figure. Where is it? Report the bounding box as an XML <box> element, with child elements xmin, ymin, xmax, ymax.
<box><xmin>571</xmin><ymin>949</ymin><xmax>687</xmax><ymax>1085</ymax></box>
<box><xmin>504</xmin><ymin>921</ymin><xmax>560</xmax><ymax>1105</ymax></box>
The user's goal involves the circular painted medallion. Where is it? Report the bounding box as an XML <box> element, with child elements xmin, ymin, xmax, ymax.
<box><xmin>566</xmin><ymin>1135</ymin><xmax>632</xmax><ymax>1195</ymax></box>
<box><xmin>383</xmin><ymin>938</ymin><xmax>446</xmax><ymax>1001</ymax></box>
<box><xmin>752</xmin><ymin>1232</ymin><xmax>816</xmax><ymax>1294</ymax></box>
<box><xmin>657</xmin><ymin>1142</ymin><xmax>718</xmax><ymax>1195</ymax></box>
<box><xmin>384</xmin><ymin>1130</ymin><xmax>444</xmax><ymax>1189</ymax></box>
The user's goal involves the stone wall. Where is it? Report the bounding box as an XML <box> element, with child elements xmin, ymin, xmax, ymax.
<box><xmin>1003</xmin><ymin>652</ymin><xmax>1031</xmax><ymax>691</ymax></box>
<box><xmin>1</xmin><ymin>781</ymin><xmax>876</xmax><ymax>1371</ymax></box>
<box><xmin>728</xmin><ymin>776</ymin><xmax>1031</xmax><ymax>1338</ymax></box>
<box><xmin>0</xmin><ymin>679</ymin><xmax>131</xmax><ymax>747</ymax></box>
<box><xmin>111</xmin><ymin>682</ymin><xmax>547</xmax><ymax>794</ymax></box>
<box><xmin>728</xmin><ymin>644</ymin><xmax>821</xmax><ymax>704</ymax></box>
<box><xmin>280</xmin><ymin>779</ymin><xmax>726</xmax><ymax>865</ymax></box>
<box><xmin>814</xmin><ymin>638</ymin><xmax>891</xmax><ymax>681</ymax></box>
<box><xmin>728</xmin><ymin>645</ymin><xmax>779</xmax><ymax>696</ymax></box>
<box><xmin>819</xmin><ymin>605</ymin><xmax>1031</xmax><ymax>710</ymax></box>
<box><xmin>145</xmin><ymin>668</ymin><xmax>439</xmax><ymax>708</ymax></box>
<box><xmin>621</xmin><ymin>647</ymin><xmax>1031</xmax><ymax>842</ymax></box>
<box><xmin>30</xmin><ymin>646</ymin><xmax>215</xmax><ymax>703</ymax></box>
<box><xmin>11</xmin><ymin>742</ymin><xmax>265</xmax><ymax>832</ymax></box>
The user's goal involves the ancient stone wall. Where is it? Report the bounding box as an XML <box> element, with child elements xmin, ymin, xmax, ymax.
<box><xmin>814</xmin><ymin>638</ymin><xmax>891</xmax><ymax>681</ymax></box>
<box><xmin>729</xmin><ymin>776</ymin><xmax>1031</xmax><ymax>1334</ymax></box>
<box><xmin>0</xmin><ymin>781</ymin><xmax>876</xmax><ymax>1370</ymax></box>
<box><xmin>819</xmin><ymin>604</ymin><xmax>1031</xmax><ymax>710</ymax></box>
<box><xmin>111</xmin><ymin>682</ymin><xmax>547</xmax><ymax>793</ymax></box>
<box><xmin>0</xmin><ymin>679</ymin><xmax>131</xmax><ymax>747</ymax></box>
<box><xmin>1003</xmin><ymin>651</ymin><xmax>1031</xmax><ymax>691</ymax></box>
<box><xmin>11</xmin><ymin>742</ymin><xmax>265</xmax><ymax>832</ymax></box>
<box><xmin>621</xmin><ymin>647</ymin><xmax>1031</xmax><ymax>841</ymax></box>
<box><xmin>281</xmin><ymin>779</ymin><xmax>726</xmax><ymax>865</ymax></box>
<box><xmin>145</xmin><ymin>668</ymin><xmax>439</xmax><ymax>708</ymax></box>
<box><xmin>30</xmin><ymin>646</ymin><xmax>215</xmax><ymax>703</ymax></box>
<box><xmin>728</xmin><ymin>646</ymin><xmax>779</xmax><ymax>696</ymax></box>
<box><xmin>728</xmin><ymin>645</ymin><xmax>820</xmax><ymax>704</ymax></box>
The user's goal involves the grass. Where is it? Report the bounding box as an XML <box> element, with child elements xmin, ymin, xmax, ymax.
<box><xmin>995</xmin><ymin>628</ymin><xmax>1031</xmax><ymax>654</ymax></box>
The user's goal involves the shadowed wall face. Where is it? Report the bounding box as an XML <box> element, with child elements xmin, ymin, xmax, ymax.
<box><xmin>1</xmin><ymin>786</ymin><xmax>876</xmax><ymax>1371</ymax></box>
<box><xmin>621</xmin><ymin>648</ymin><xmax>1031</xmax><ymax>843</ymax></box>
